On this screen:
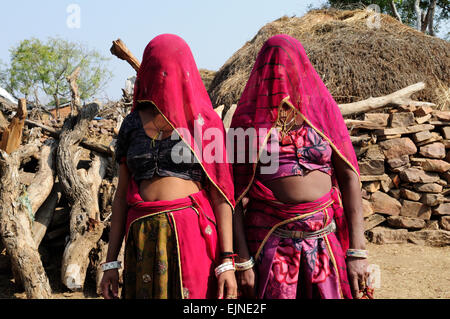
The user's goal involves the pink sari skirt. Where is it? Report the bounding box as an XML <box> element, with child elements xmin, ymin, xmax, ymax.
<box><xmin>244</xmin><ymin>180</ymin><xmax>352</xmax><ymax>299</ymax></box>
<box><xmin>123</xmin><ymin>178</ymin><xmax>218</xmax><ymax>299</ymax></box>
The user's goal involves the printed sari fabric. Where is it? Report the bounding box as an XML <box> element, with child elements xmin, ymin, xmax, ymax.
<box><xmin>246</xmin><ymin>180</ymin><xmax>352</xmax><ymax>299</ymax></box>
<box><xmin>121</xmin><ymin>178</ymin><xmax>219</xmax><ymax>299</ymax></box>
<box><xmin>122</xmin><ymin>213</ymin><xmax>180</xmax><ymax>298</ymax></box>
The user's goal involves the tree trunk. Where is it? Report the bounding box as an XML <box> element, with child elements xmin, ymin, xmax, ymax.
<box><xmin>0</xmin><ymin>140</ymin><xmax>52</xmax><ymax>298</ymax></box>
<box><xmin>428</xmin><ymin>0</ymin><xmax>437</xmax><ymax>36</ymax></box>
<box><xmin>27</xmin><ymin>138</ymin><xmax>57</xmax><ymax>215</ymax></box>
<box><xmin>414</xmin><ymin>0</ymin><xmax>422</xmax><ymax>31</ymax></box>
<box><xmin>25</xmin><ymin>119</ymin><xmax>114</xmax><ymax>156</ymax></box>
<box><xmin>32</xmin><ymin>182</ymin><xmax>62</xmax><ymax>246</ymax></box>
<box><xmin>57</xmin><ymin>102</ymin><xmax>107</xmax><ymax>291</ymax></box>
<box><xmin>54</xmin><ymin>94</ymin><xmax>60</xmax><ymax>120</ymax></box>
<box><xmin>67</xmin><ymin>67</ymin><xmax>81</xmax><ymax>117</ymax></box>
<box><xmin>390</xmin><ymin>1</ymin><xmax>402</xmax><ymax>23</ymax></box>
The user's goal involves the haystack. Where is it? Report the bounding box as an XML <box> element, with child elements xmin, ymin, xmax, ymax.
<box><xmin>209</xmin><ymin>8</ymin><xmax>450</xmax><ymax>110</ymax></box>
<box><xmin>199</xmin><ymin>68</ymin><xmax>216</xmax><ymax>92</ymax></box>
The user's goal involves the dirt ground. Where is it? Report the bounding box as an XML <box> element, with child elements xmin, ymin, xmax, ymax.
<box><xmin>365</xmin><ymin>242</ymin><xmax>450</xmax><ymax>299</ymax></box>
<box><xmin>0</xmin><ymin>242</ymin><xmax>449</xmax><ymax>299</ymax></box>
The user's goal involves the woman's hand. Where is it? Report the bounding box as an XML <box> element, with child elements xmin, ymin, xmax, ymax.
<box><xmin>100</xmin><ymin>269</ymin><xmax>120</xmax><ymax>299</ymax></box>
<box><xmin>346</xmin><ymin>257</ymin><xmax>370</xmax><ymax>298</ymax></box>
<box><xmin>236</xmin><ymin>267</ymin><xmax>257</xmax><ymax>299</ymax></box>
<box><xmin>217</xmin><ymin>270</ymin><xmax>238</xmax><ymax>299</ymax></box>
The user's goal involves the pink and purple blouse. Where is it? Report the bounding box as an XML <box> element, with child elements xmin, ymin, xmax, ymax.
<box><xmin>258</xmin><ymin>122</ymin><xmax>334</xmax><ymax>182</ymax></box>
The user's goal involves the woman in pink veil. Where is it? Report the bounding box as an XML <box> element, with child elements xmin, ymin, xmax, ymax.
<box><xmin>100</xmin><ymin>34</ymin><xmax>237</xmax><ymax>299</ymax></box>
<box><xmin>230</xmin><ymin>34</ymin><xmax>371</xmax><ymax>299</ymax></box>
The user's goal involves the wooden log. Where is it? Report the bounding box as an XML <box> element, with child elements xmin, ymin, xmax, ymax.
<box><xmin>0</xmin><ymin>98</ymin><xmax>27</xmax><ymax>154</ymax></box>
<box><xmin>27</xmin><ymin>138</ymin><xmax>57</xmax><ymax>215</ymax></box>
<box><xmin>223</xmin><ymin>104</ymin><xmax>237</xmax><ymax>130</ymax></box>
<box><xmin>345</xmin><ymin>119</ymin><xmax>386</xmax><ymax>130</ymax></box>
<box><xmin>339</xmin><ymin>82</ymin><xmax>435</xmax><ymax>116</ymax></box>
<box><xmin>32</xmin><ymin>182</ymin><xmax>62</xmax><ymax>246</ymax></box>
<box><xmin>217</xmin><ymin>83</ymin><xmax>436</xmax><ymax>123</ymax></box>
<box><xmin>99</xmin><ymin>178</ymin><xmax>117</xmax><ymax>218</ymax></box>
<box><xmin>57</xmin><ymin>102</ymin><xmax>106</xmax><ymax>291</ymax></box>
<box><xmin>214</xmin><ymin>105</ymin><xmax>225</xmax><ymax>120</ymax></box>
<box><xmin>110</xmin><ymin>39</ymin><xmax>141</xmax><ymax>72</ymax></box>
<box><xmin>24</xmin><ymin>119</ymin><xmax>113</xmax><ymax>156</ymax></box>
<box><xmin>66</xmin><ymin>67</ymin><xmax>81</xmax><ymax>117</ymax></box>
<box><xmin>44</xmin><ymin>224</ymin><xmax>70</xmax><ymax>241</ymax></box>
<box><xmin>350</xmin><ymin>134</ymin><xmax>373</xmax><ymax>145</ymax></box>
<box><xmin>0</xmin><ymin>140</ymin><xmax>52</xmax><ymax>298</ymax></box>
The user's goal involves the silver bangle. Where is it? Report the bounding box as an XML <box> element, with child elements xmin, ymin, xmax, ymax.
<box><xmin>101</xmin><ymin>261</ymin><xmax>122</xmax><ymax>272</ymax></box>
<box><xmin>214</xmin><ymin>261</ymin><xmax>235</xmax><ymax>278</ymax></box>
<box><xmin>346</xmin><ymin>249</ymin><xmax>368</xmax><ymax>259</ymax></box>
<box><xmin>235</xmin><ymin>257</ymin><xmax>255</xmax><ymax>271</ymax></box>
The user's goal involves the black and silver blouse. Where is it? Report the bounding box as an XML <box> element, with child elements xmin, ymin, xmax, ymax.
<box><xmin>114</xmin><ymin>110</ymin><xmax>205</xmax><ymax>184</ymax></box>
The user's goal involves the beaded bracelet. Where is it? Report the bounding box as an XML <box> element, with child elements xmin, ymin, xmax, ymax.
<box><xmin>235</xmin><ymin>257</ymin><xmax>255</xmax><ymax>271</ymax></box>
<box><xmin>214</xmin><ymin>261</ymin><xmax>235</xmax><ymax>278</ymax></box>
<box><xmin>346</xmin><ymin>249</ymin><xmax>368</xmax><ymax>259</ymax></box>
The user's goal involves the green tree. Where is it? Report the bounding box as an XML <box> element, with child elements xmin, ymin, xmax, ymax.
<box><xmin>326</xmin><ymin>0</ymin><xmax>449</xmax><ymax>36</ymax></box>
<box><xmin>0</xmin><ymin>37</ymin><xmax>112</xmax><ymax>114</ymax></box>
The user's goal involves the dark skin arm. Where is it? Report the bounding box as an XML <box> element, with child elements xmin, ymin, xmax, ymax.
<box><xmin>100</xmin><ymin>163</ymin><xmax>129</xmax><ymax>299</ymax></box>
<box><xmin>332</xmin><ymin>152</ymin><xmax>370</xmax><ymax>298</ymax></box>
<box><xmin>209</xmin><ymin>185</ymin><xmax>238</xmax><ymax>299</ymax></box>
<box><xmin>233</xmin><ymin>197</ymin><xmax>257</xmax><ymax>299</ymax></box>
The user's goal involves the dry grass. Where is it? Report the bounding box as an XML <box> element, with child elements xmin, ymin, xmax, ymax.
<box><xmin>209</xmin><ymin>8</ymin><xmax>450</xmax><ymax>110</ymax></box>
<box><xmin>199</xmin><ymin>68</ymin><xmax>216</xmax><ymax>92</ymax></box>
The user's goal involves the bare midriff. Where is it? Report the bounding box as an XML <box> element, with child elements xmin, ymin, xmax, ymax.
<box><xmin>264</xmin><ymin>170</ymin><xmax>332</xmax><ymax>204</ymax></box>
<box><xmin>138</xmin><ymin>176</ymin><xmax>202</xmax><ymax>202</ymax></box>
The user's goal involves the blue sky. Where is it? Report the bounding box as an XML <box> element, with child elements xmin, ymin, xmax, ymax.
<box><xmin>0</xmin><ymin>1</ymin><xmax>448</xmax><ymax>102</ymax></box>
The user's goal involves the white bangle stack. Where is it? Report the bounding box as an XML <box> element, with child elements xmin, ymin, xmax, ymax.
<box><xmin>235</xmin><ymin>257</ymin><xmax>255</xmax><ymax>271</ymax></box>
<box><xmin>346</xmin><ymin>249</ymin><xmax>368</xmax><ymax>259</ymax></box>
<box><xmin>101</xmin><ymin>260</ymin><xmax>122</xmax><ymax>272</ymax></box>
<box><xmin>214</xmin><ymin>261</ymin><xmax>235</xmax><ymax>278</ymax></box>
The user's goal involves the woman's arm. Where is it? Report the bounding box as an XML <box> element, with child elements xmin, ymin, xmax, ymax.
<box><xmin>233</xmin><ymin>198</ymin><xmax>257</xmax><ymax>298</ymax></box>
<box><xmin>332</xmin><ymin>153</ymin><xmax>366</xmax><ymax>249</ymax></box>
<box><xmin>332</xmin><ymin>152</ymin><xmax>369</xmax><ymax>298</ymax></box>
<box><xmin>233</xmin><ymin>199</ymin><xmax>251</xmax><ymax>261</ymax></box>
<box><xmin>101</xmin><ymin>163</ymin><xmax>130</xmax><ymax>298</ymax></box>
<box><xmin>209</xmin><ymin>186</ymin><xmax>238</xmax><ymax>299</ymax></box>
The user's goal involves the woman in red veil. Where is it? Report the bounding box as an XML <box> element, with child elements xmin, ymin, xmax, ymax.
<box><xmin>230</xmin><ymin>35</ymin><xmax>371</xmax><ymax>299</ymax></box>
<box><xmin>100</xmin><ymin>34</ymin><xmax>237</xmax><ymax>299</ymax></box>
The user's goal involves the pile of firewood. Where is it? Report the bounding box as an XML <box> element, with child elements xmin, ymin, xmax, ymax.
<box><xmin>0</xmin><ymin>69</ymin><xmax>130</xmax><ymax>298</ymax></box>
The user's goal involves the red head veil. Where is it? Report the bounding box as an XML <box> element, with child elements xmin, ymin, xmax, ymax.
<box><xmin>133</xmin><ymin>34</ymin><xmax>235</xmax><ymax>208</ymax></box>
<box><xmin>230</xmin><ymin>34</ymin><xmax>360</xmax><ymax>204</ymax></box>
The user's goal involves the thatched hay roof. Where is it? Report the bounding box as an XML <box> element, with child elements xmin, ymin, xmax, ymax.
<box><xmin>199</xmin><ymin>68</ymin><xmax>216</xmax><ymax>92</ymax></box>
<box><xmin>209</xmin><ymin>8</ymin><xmax>450</xmax><ymax>110</ymax></box>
